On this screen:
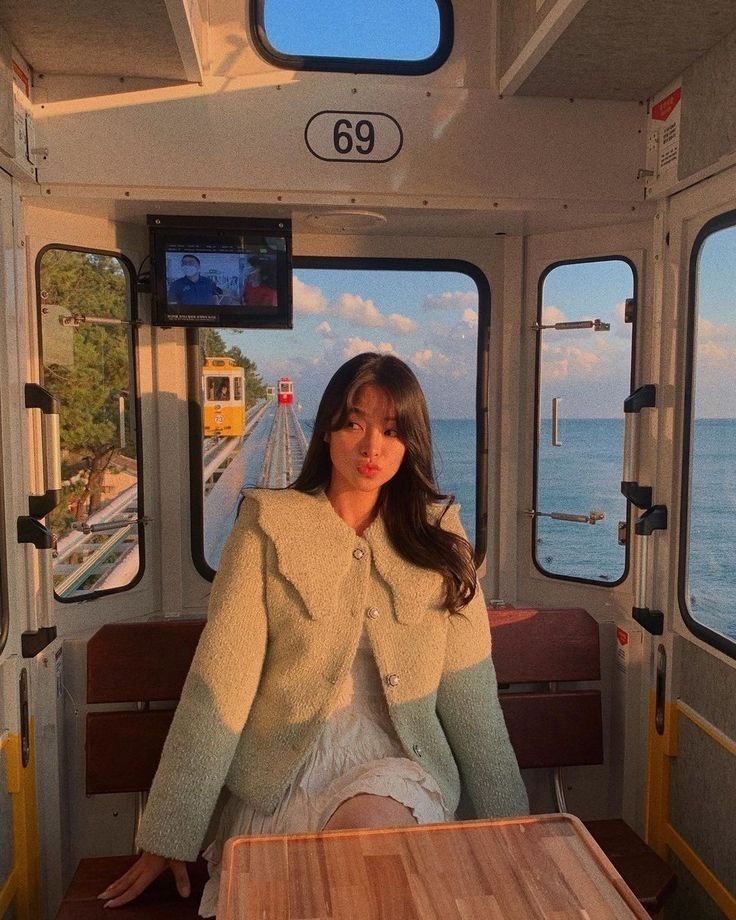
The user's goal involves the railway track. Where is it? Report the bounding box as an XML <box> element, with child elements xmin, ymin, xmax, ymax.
<box><xmin>202</xmin><ymin>398</ymin><xmax>269</xmax><ymax>494</ymax></box>
<box><xmin>259</xmin><ymin>404</ymin><xmax>309</xmax><ymax>488</ymax></box>
<box><xmin>54</xmin><ymin>399</ymin><xmax>272</xmax><ymax>597</ymax></box>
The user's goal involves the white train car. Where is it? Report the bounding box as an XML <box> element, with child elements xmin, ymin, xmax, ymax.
<box><xmin>0</xmin><ymin>2</ymin><xmax>735</xmax><ymax>918</ymax></box>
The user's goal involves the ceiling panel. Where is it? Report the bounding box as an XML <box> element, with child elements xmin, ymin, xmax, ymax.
<box><xmin>514</xmin><ymin>0</ymin><xmax>736</xmax><ymax>99</ymax></box>
<box><xmin>0</xmin><ymin>0</ymin><xmax>187</xmax><ymax>81</ymax></box>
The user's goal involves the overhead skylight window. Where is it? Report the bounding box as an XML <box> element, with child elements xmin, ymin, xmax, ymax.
<box><xmin>254</xmin><ymin>0</ymin><xmax>453</xmax><ymax>75</ymax></box>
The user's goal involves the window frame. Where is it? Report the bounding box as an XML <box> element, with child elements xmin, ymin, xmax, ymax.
<box><xmin>35</xmin><ymin>244</ymin><xmax>146</xmax><ymax>604</ymax></box>
<box><xmin>0</xmin><ymin>402</ymin><xmax>8</xmax><ymax>654</ymax></box>
<box><xmin>677</xmin><ymin>208</ymin><xmax>736</xmax><ymax>660</ymax></box>
<box><xmin>532</xmin><ymin>255</ymin><xmax>638</xmax><ymax>588</ymax></box>
<box><xmin>189</xmin><ymin>255</ymin><xmax>490</xmax><ymax>581</ymax></box>
<box><xmin>250</xmin><ymin>0</ymin><xmax>454</xmax><ymax>76</ymax></box>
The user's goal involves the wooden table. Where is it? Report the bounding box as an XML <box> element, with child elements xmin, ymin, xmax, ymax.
<box><xmin>217</xmin><ymin>814</ymin><xmax>650</xmax><ymax>919</ymax></box>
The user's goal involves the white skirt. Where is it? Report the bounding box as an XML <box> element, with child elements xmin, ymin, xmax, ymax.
<box><xmin>198</xmin><ymin>629</ymin><xmax>455</xmax><ymax>917</ymax></box>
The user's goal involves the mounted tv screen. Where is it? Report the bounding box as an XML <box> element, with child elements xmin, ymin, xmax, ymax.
<box><xmin>148</xmin><ymin>215</ymin><xmax>293</xmax><ymax>329</ymax></box>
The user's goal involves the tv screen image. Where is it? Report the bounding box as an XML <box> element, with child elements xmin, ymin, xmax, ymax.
<box><xmin>148</xmin><ymin>216</ymin><xmax>292</xmax><ymax>329</ymax></box>
<box><xmin>165</xmin><ymin>248</ymin><xmax>279</xmax><ymax>308</ymax></box>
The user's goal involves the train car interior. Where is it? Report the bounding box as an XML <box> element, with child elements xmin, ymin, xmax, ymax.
<box><xmin>0</xmin><ymin>0</ymin><xmax>735</xmax><ymax>917</ymax></box>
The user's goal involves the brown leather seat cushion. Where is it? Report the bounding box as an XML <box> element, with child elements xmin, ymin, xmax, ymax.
<box><xmin>56</xmin><ymin>854</ymin><xmax>209</xmax><ymax>919</ymax></box>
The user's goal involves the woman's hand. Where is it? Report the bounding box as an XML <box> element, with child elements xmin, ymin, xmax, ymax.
<box><xmin>98</xmin><ymin>851</ymin><xmax>191</xmax><ymax>907</ymax></box>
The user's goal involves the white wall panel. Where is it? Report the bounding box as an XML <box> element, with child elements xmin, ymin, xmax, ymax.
<box><xmin>33</xmin><ymin>82</ymin><xmax>645</xmax><ymax>208</ymax></box>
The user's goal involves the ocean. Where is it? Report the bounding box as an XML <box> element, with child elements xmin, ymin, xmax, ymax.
<box><xmin>424</xmin><ymin>418</ymin><xmax>734</xmax><ymax>643</ymax></box>
<box><xmin>295</xmin><ymin>416</ymin><xmax>735</xmax><ymax>642</ymax></box>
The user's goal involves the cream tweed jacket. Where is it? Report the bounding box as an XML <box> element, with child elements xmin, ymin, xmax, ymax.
<box><xmin>136</xmin><ymin>487</ymin><xmax>528</xmax><ymax>861</ymax></box>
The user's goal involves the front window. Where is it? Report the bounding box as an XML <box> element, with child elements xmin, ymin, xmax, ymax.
<box><xmin>534</xmin><ymin>258</ymin><xmax>635</xmax><ymax>584</ymax></box>
<box><xmin>206</xmin><ymin>376</ymin><xmax>231</xmax><ymax>401</ymax></box>
<box><xmin>38</xmin><ymin>248</ymin><xmax>143</xmax><ymax>601</ymax></box>
<box><xmin>191</xmin><ymin>260</ymin><xmax>487</xmax><ymax>575</ymax></box>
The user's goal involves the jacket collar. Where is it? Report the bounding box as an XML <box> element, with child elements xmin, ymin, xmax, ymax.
<box><xmin>250</xmin><ymin>488</ymin><xmax>445</xmax><ymax>624</ymax></box>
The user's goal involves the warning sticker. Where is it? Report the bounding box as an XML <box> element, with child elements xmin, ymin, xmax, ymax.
<box><xmin>651</xmin><ymin>87</ymin><xmax>681</xmax><ymax>122</ymax></box>
<box><xmin>650</xmin><ymin>84</ymin><xmax>681</xmax><ymax>181</ymax></box>
<box><xmin>12</xmin><ymin>59</ymin><xmax>29</xmax><ymax>97</ymax></box>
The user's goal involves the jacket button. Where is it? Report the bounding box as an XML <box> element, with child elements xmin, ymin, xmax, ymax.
<box><xmin>413</xmin><ymin>744</ymin><xmax>423</xmax><ymax>757</ymax></box>
<box><xmin>366</xmin><ymin>607</ymin><xmax>379</xmax><ymax>619</ymax></box>
<box><xmin>385</xmin><ymin>673</ymin><xmax>399</xmax><ymax>687</ymax></box>
<box><xmin>352</xmin><ymin>548</ymin><xmax>365</xmax><ymax>560</ymax></box>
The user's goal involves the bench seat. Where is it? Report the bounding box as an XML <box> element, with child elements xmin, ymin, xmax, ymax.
<box><xmin>57</xmin><ymin>610</ymin><xmax>676</xmax><ymax>917</ymax></box>
<box><xmin>489</xmin><ymin>607</ymin><xmax>676</xmax><ymax>917</ymax></box>
<box><xmin>57</xmin><ymin>855</ymin><xmax>209</xmax><ymax>919</ymax></box>
<box><xmin>585</xmin><ymin>819</ymin><xmax>677</xmax><ymax>914</ymax></box>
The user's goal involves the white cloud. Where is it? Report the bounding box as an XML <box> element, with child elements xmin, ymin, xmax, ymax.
<box><xmin>343</xmin><ymin>336</ymin><xmax>379</xmax><ymax>358</ymax></box>
<box><xmin>410</xmin><ymin>348</ymin><xmax>449</xmax><ymax>369</ymax></box>
<box><xmin>334</xmin><ymin>293</ymin><xmax>385</xmax><ymax>327</ymax></box>
<box><xmin>377</xmin><ymin>342</ymin><xmax>395</xmax><ymax>354</ymax></box>
<box><xmin>698</xmin><ymin>316</ymin><xmax>736</xmax><ymax>365</ymax></box>
<box><xmin>315</xmin><ymin>320</ymin><xmax>334</xmax><ymax>339</ymax></box>
<box><xmin>387</xmin><ymin>313</ymin><xmax>417</xmax><ymax>334</ymax></box>
<box><xmin>700</xmin><ymin>317</ymin><xmax>732</xmax><ymax>338</ymax></box>
<box><xmin>410</xmin><ymin>349</ymin><xmax>433</xmax><ymax>368</ymax></box>
<box><xmin>543</xmin><ymin>343</ymin><xmax>603</xmax><ymax>380</ymax></box>
<box><xmin>423</xmin><ymin>290</ymin><xmax>478</xmax><ymax>311</ymax></box>
<box><xmin>699</xmin><ymin>341</ymin><xmax>731</xmax><ymax>363</ymax></box>
<box><xmin>461</xmin><ymin>308</ymin><xmax>478</xmax><ymax>328</ymax></box>
<box><xmin>293</xmin><ymin>276</ymin><xmax>327</xmax><ymax>314</ymax></box>
<box><xmin>541</xmin><ymin>305</ymin><xmax>566</xmax><ymax>325</ymax></box>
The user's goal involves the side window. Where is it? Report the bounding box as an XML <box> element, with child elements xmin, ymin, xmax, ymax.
<box><xmin>534</xmin><ymin>258</ymin><xmax>635</xmax><ymax>584</ymax></box>
<box><xmin>253</xmin><ymin>0</ymin><xmax>452</xmax><ymax>75</ymax></box>
<box><xmin>191</xmin><ymin>260</ymin><xmax>487</xmax><ymax>575</ymax></box>
<box><xmin>680</xmin><ymin>216</ymin><xmax>736</xmax><ymax>654</ymax></box>
<box><xmin>37</xmin><ymin>248</ymin><xmax>144</xmax><ymax>601</ymax></box>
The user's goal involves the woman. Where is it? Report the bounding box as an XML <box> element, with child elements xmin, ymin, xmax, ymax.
<box><xmin>99</xmin><ymin>353</ymin><xmax>528</xmax><ymax>912</ymax></box>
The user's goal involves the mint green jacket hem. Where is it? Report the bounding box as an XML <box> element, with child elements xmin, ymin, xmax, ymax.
<box><xmin>136</xmin><ymin>488</ymin><xmax>528</xmax><ymax>862</ymax></box>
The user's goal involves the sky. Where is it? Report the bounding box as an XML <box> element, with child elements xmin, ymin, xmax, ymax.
<box><xmin>694</xmin><ymin>225</ymin><xmax>736</xmax><ymax>419</ymax></box>
<box><xmin>263</xmin><ymin>0</ymin><xmax>440</xmax><ymax>60</ymax></box>
<box><xmin>221</xmin><ymin>268</ymin><xmax>480</xmax><ymax>419</ymax></box>
<box><xmin>539</xmin><ymin>259</ymin><xmax>634</xmax><ymax>419</ymax></box>
<box><xmin>218</xmin><ymin>231</ymin><xmax>736</xmax><ymax>421</ymax></box>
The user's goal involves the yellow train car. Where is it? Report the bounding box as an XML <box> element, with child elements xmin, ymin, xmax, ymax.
<box><xmin>202</xmin><ymin>357</ymin><xmax>246</xmax><ymax>437</ymax></box>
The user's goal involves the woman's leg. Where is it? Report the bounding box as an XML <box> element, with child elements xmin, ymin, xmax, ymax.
<box><xmin>323</xmin><ymin>794</ymin><xmax>418</xmax><ymax>831</ymax></box>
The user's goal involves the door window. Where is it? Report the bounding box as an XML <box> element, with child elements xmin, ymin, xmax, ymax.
<box><xmin>534</xmin><ymin>258</ymin><xmax>635</xmax><ymax>584</ymax></box>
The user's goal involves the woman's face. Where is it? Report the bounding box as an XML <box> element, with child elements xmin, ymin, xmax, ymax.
<box><xmin>325</xmin><ymin>385</ymin><xmax>406</xmax><ymax>496</ymax></box>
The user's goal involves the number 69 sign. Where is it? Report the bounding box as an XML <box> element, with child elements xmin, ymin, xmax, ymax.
<box><xmin>305</xmin><ymin>111</ymin><xmax>403</xmax><ymax>163</ymax></box>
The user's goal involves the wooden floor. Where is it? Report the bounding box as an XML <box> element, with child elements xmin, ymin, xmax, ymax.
<box><xmin>218</xmin><ymin>814</ymin><xmax>650</xmax><ymax>919</ymax></box>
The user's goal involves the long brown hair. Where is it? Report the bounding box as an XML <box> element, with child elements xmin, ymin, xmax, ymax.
<box><xmin>291</xmin><ymin>353</ymin><xmax>477</xmax><ymax>614</ymax></box>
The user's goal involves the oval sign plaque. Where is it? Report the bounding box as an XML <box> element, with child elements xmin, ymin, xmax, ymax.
<box><xmin>305</xmin><ymin>110</ymin><xmax>403</xmax><ymax>163</ymax></box>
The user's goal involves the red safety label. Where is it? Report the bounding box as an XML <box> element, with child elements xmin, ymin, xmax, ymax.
<box><xmin>652</xmin><ymin>87</ymin><xmax>681</xmax><ymax>122</ymax></box>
